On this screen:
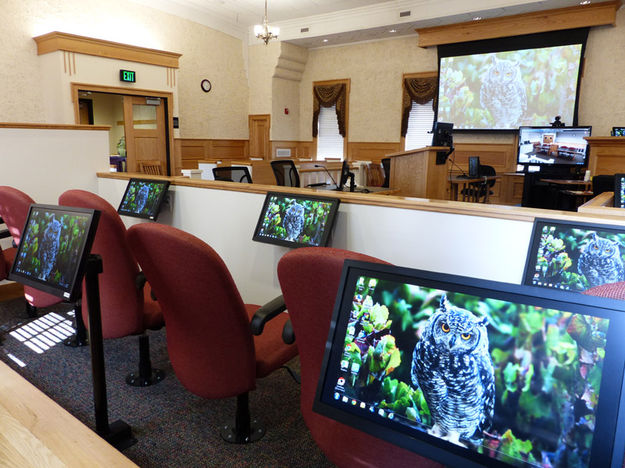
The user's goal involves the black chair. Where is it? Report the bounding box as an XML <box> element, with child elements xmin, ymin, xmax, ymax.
<box><xmin>213</xmin><ymin>166</ymin><xmax>252</xmax><ymax>183</ymax></box>
<box><xmin>592</xmin><ymin>174</ymin><xmax>615</xmax><ymax>196</ymax></box>
<box><xmin>461</xmin><ymin>164</ymin><xmax>496</xmax><ymax>203</ymax></box>
<box><xmin>270</xmin><ymin>160</ymin><xmax>300</xmax><ymax>187</ymax></box>
<box><xmin>381</xmin><ymin>158</ymin><xmax>391</xmax><ymax>188</ymax></box>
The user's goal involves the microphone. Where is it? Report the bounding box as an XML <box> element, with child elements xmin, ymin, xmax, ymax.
<box><xmin>314</xmin><ymin>164</ymin><xmax>339</xmax><ymax>190</ymax></box>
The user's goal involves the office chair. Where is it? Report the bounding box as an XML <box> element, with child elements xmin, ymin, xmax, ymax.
<box><xmin>592</xmin><ymin>174</ymin><xmax>615</xmax><ymax>196</ymax></box>
<box><xmin>270</xmin><ymin>160</ymin><xmax>300</xmax><ymax>187</ymax></box>
<box><xmin>212</xmin><ymin>166</ymin><xmax>253</xmax><ymax>183</ymax></box>
<box><xmin>0</xmin><ymin>218</ymin><xmax>15</xmax><ymax>281</ymax></box>
<box><xmin>137</xmin><ymin>160</ymin><xmax>164</xmax><ymax>175</ymax></box>
<box><xmin>461</xmin><ymin>164</ymin><xmax>496</xmax><ymax>203</ymax></box>
<box><xmin>277</xmin><ymin>247</ymin><xmax>441</xmax><ymax>468</ymax></box>
<box><xmin>381</xmin><ymin>158</ymin><xmax>391</xmax><ymax>188</ymax></box>
<box><xmin>59</xmin><ymin>189</ymin><xmax>165</xmax><ymax>386</ymax></box>
<box><xmin>0</xmin><ymin>186</ymin><xmax>62</xmax><ymax>316</ymax></box>
<box><xmin>126</xmin><ymin>222</ymin><xmax>298</xmax><ymax>443</ymax></box>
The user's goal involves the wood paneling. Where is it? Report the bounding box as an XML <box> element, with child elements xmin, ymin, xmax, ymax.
<box><xmin>271</xmin><ymin>141</ymin><xmax>314</xmax><ymax>159</ymax></box>
<box><xmin>33</xmin><ymin>31</ymin><xmax>181</xmax><ymax>68</ymax></box>
<box><xmin>348</xmin><ymin>142</ymin><xmax>401</xmax><ymax>162</ymax></box>
<box><xmin>416</xmin><ymin>1</ymin><xmax>620</xmax><ymax>47</ymax></box>
<box><xmin>0</xmin><ymin>123</ymin><xmax>109</xmax><ymax>131</ymax></box>
<box><xmin>586</xmin><ymin>137</ymin><xmax>625</xmax><ymax>176</ymax></box>
<box><xmin>0</xmin><ymin>282</ymin><xmax>24</xmax><ymax>302</ymax></box>
<box><xmin>249</xmin><ymin>114</ymin><xmax>270</xmax><ymax>159</ymax></box>
<box><xmin>176</xmin><ymin>138</ymin><xmax>249</xmax><ymax>170</ymax></box>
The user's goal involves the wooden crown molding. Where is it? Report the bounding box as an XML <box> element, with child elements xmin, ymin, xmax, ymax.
<box><xmin>0</xmin><ymin>122</ymin><xmax>109</xmax><ymax>131</ymax></box>
<box><xmin>416</xmin><ymin>0</ymin><xmax>621</xmax><ymax>47</ymax></box>
<box><xmin>33</xmin><ymin>31</ymin><xmax>181</xmax><ymax>68</ymax></box>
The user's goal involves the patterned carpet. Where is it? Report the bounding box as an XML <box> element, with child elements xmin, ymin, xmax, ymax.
<box><xmin>0</xmin><ymin>297</ymin><xmax>334</xmax><ymax>467</ymax></box>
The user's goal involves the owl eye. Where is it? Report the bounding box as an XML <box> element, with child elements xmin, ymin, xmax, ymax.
<box><xmin>461</xmin><ymin>333</ymin><xmax>472</xmax><ymax>340</ymax></box>
<box><xmin>605</xmin><ymin>248</ymin><xmax>613</xmax><ymax>254</ymax></box>
<box><xmin>593</xmin><ymin>245</ymin><xmax>599</xmax><ymax>250</ymax></box>
<box><xmin>441</xmin><ymin>322</ymin><xmax>450</xmax><ymax>333</ymax></box>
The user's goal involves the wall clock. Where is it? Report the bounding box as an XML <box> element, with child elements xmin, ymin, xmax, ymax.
<box><xmin>201</xmin><ymin>79</ymin><xmax>212</xmax><ymax>93</ymax></box>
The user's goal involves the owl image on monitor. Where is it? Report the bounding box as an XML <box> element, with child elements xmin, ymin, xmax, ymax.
<box><xmin>411</xmin><ymin>294</ymin><xmax>495</xmax><ymax>447</ymax></box>
<box><xmin>480</xmin><ymin>56</ymin><xmax>527</xmax><ymax>129</ymax></box>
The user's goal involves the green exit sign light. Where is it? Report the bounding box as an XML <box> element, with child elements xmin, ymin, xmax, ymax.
<box><xmin>120</xmin><ymin>69</ymin><xmax>136</xmax><ymax>83</ymax></box>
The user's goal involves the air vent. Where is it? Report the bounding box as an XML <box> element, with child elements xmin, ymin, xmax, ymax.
<box><xmin>399</xmin><ymin>10</ymin><xmax>411</xmax><ymax>17</ymax></box>
<box><xmin>276</xmin><ymin>148</ymin><xmax>292</xmax><ymax>157</ymax></box>
<box><xmin>300</xmin><ymin>27</ymin><xmax>309</xmax><ymax>33</ymax></box>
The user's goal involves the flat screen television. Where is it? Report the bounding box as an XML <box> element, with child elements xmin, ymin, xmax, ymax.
<box><xmin>611</xmin><ymin>127</ymin><xmax>625</xmax><ymax>137</ymax></box>
<box><xmin>337</xmin><ymin>160</ymin><xmax>356</xmax><ymax>192</ymax></box>
<box><xmin>117</xmin><ymin>178</ymin><xmax>170</xmax><ymax>221</ymax></box>
<box><xmin>522</xmin><ymin>218</ymin><xmax>625</xmax><ymax>292</ymax></box>
<box><xmin>516</xmin><ymin>126</ymin><xmax>591</xmax><ymax>167</ymax></box>
<box><xmin>8</xmin><ymin>204</ymin><xmax>100</xmax><ymax>301</ymax></box>
<box><xmin>614</xmin><ymin>174</ymin><xmax>625</xmax><ymax>208</ymax></box>
<box><xmin>437</xmin><ymin>29</ymin><xmax>588</xmax><ymax>131</ymax></box>
<box><xmin>468</xmin><ymin>156</ymin><xmax>480</xmax><ymax>178</ymax></box>
<box><xmin>315</xmin><ymin>259</ymin><xmax>625</xmax><ymax>468</ymax></box>
<box><xmin>252</xmin><ymin>192</ymin><xmax>340</xmax><ymax>248</ymax></box>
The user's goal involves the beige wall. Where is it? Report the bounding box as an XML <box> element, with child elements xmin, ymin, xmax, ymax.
<box><xmin>1</xmin><ymin>0</ymin><xmax>249</xmax><ymax>140</ymax></box>
<box><xmin>248</xmin><ymin>42</ymin><xmax>280</xmax><ymax>117</ymax></box>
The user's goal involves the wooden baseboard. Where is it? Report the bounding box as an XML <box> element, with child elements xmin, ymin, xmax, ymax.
<box><xmin>0</xmin><ymin>282</ymin><xmax>24</xmax><ymax>302</ymax></box>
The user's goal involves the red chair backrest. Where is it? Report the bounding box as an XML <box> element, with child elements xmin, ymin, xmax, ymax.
<box><xmin>127</xmin><ymin>223</ymin><xmax>256</xmax><ymax>399</ymax></box>
<box><xmin>0</xmin><ymin>186</ymin><xmax>35</xmax><ymax>245</ymax></box>
<box><xmin>59</xmin><ymin>190</ymin><xmax>144</xmax><ymax>338</ymax></box>
<box><xmin>582</xmin><ymin>281</ymin><xmax>625</xmax><ymax>300</ymax></box>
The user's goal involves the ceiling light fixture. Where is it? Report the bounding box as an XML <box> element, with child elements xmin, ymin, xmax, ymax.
<box><xmin>254</xmin><ymin>0</ymin><xmax>279</xmax><ymax>45</ymax></box>
<box><xmin>389</xmin><ymin>29</ymin><xmax>397</xmax><ymax>33</ymax></box>
<box><xmin>473</xmin><ymin>16</ymin><xmax>482</xmax><ymax>20</ymax></box>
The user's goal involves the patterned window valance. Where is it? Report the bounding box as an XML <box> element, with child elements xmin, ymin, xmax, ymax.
<box><xmin>312</xmin><ymin>83</ymin><xmax>346</xmax><ymax>138</ymax></box>
<box><xmin>401</xmin><ymin>76</ymin><xmax>438</xmax><ymax>137</ymax></box>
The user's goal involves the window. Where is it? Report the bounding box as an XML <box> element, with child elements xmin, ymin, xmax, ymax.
<box><xmin>317</xmin><ymin>105</ymin><xmax>344</xmax><ymax>160</ymax></box>
<box><xmin>404</xmin><ymin>99</ymin><xmax>435</xmax><ymax>150</ymax></box>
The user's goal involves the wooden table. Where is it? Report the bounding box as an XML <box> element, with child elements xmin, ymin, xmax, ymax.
<box><xmin>540</xmin><ymin>179</ymin><xmax>592</xmax><ymax>210</ymax></box>
<box><xmin>0</xmin><ymin>361</ymin><xmax>137</xmax><ymax>467</ymax></box>
<box><xmin>449</xmin><ymin>175</ymin><xmax>500</xmax><ymax>202</ymax></box>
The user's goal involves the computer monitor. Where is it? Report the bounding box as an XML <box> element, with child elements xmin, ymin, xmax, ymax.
<box><xmin>9</xmin><ymin>204</ymin><xmax>100</xmax><ymax>301</ymax></box>
<box><xmin>517</xmin><ymin>126</ymin><xmax>591</xmax><ymax>167</ymax></box>
<box><xmin>468</xmin><ymin>156</ymin><xmax>480</xmax><ymax>178</ymax></box>
<box><xmin>315</xmin><ymin>259</ymin><xmax>625</xmax><ymax>468</ymax></box>
<box><xmin>432</xmin><ymin>122</ymin><xmax>454</xmax><ymax>165</ymax></box>
<box><xmin>252</xmin><ymin>192</ymin><xmax>340</xmax><ymax>248</ymax></box>
<box><xmin>117</xmin><ymin>178</ymin><xmax>170</xmax><ymax>221</ymax></box>
<box><xmin>523</xmin><ymin>218</ymin><xmax>625</xmax><ymax>292</ymax></box>
<box><xmin>337</xmin><ymin>160</ymin><xmax>355</xmax><ymax>192</ymax></box>
<box><xmin>611</xmin><ymin>127</ymin><xmax>625</xmax><ymax>137</ymax></box>
<box><xmin>614</xmin><ymin>174</ymin><xmax>625</xmax><ymax>208</ymax></box>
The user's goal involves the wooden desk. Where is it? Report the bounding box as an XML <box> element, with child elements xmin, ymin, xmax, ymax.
<box><xmin>540</xmin><ymin>179</ymin><xmax>592</xmax><ymax>189</ymax></box>
<box><xmin>540</xmin><ymin>179</ymin><xmax>592</xmax><ymax>210</ymax></box>
<box><xmin>449</xmin><ymin>176</ymin><xmax>501</xmax><ymax>202</ymax></box>
<box><xmin>0</xmin><ymin>361</ymin><xmax>137</xmax><ymax>467</ymax></box>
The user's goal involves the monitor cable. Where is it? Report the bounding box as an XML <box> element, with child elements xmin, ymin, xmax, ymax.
<box><xmin>314</xmin><ymin>164</ymin><xmax>339</xmax><ymax>190</ymax></box>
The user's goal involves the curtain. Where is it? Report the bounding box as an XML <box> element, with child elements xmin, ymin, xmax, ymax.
<box><xmin>312</xmin><ymin>83</ymin><xmax>346</xmax><ymax>138</ymax></box>
<box><xmin>401</xmin><ymin>76</ymin><xmax>438</xmax><ymax>137</ymax></box>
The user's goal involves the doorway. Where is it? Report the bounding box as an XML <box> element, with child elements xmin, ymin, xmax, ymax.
<box><xmin>72</xmin><ymin>84</ymin><xmax>173</xmax><ymax>175</ymax></box>
<box><xmin>249</xmin><ymin>114</ymin><xmax>270</xmax><ymax>159</ymax></box>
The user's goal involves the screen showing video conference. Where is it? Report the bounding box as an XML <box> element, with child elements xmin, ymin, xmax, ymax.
<box><xmin>516</xmin><ymin>126</ymin><xmax>591</xmax><ymax>166</ymax></box>
<box><xmin>523</xmin><ymin>219</ymin><xmax>625</xmax><ymax>293</ymax></box>
<box><xmin>9</xmin><ymin>205</ymin><xmax>99</xmax><ymax>300</ymax></box>
<box><xmin>117</xmin><ymin>178</ymin><xmax>170</xmax><ymax>220</ymax></box>
<box><xmin>316</xmin><ymin>261</ymin><xmax>625</xmax><ymax>468</ymax></box>
<box><xmin>252</xmin><ymin>192</ymin><xmax>340</xmax><ymax>248</ymax></box>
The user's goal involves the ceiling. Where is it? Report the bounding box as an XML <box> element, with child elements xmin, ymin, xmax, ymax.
<box><xmin>131</xmin><ymin>0</ymin><xmax>593</xmax><ymax>48</ymax></box>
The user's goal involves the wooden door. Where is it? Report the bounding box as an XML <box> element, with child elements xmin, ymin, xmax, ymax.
<box><xmin>249</xmin><ymin>114</ymin><xmax>270</xmax><ymax>159</ymax></box>
<box><xmin>124</xmin><ymin>96</ymin><xmax>167</xmax><ymax>174</ymax></box>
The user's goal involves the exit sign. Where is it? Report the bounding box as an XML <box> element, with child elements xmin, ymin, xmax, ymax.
<box><xmin>120</xmin><ymin>69</ymin><xmax>136</xmax><ymax>82</ymax></box>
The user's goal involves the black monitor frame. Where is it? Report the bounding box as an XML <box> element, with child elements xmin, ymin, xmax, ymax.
<box><xmin>337</xmin><ymin>160</ymin><xmax>355</xmax><ymax>192</ymax></box>
<box><xmin>117</xmin><ymin>178</ymin><xmax>170</xmax><ymax>221</ymax></box>
<box><xmin>315</xmin><ymin>259</ymin><xmax>625</xmax><ymax>468</ymax></box>
<box><xmin>252</xmin><ymin>192</ymin><xmax>340</xmax><ymax>249</ymax></box>
<box><xmin>611</xmin><ymin>127</ymin><xmax>625</xmax><ymax>137</ymax></box>
<box><xmin>8</xmin><ymin>204</ymin><xmax>100</xmax><ymax>302</ymax></box>
<box><xmin>522</xmin><ymin>217</ymin><xmax>625</xmax><ymax>293</ymax></box>
<box><xmin>432</xmin><ymin>122</ymin><xmax>454</xmax><ymax>165</ymax></box>
<box><xmin>468</xmin><ymin>156</ymin><xmax>480</xmax><ymax>178</ymax></box>
<box><xmin>614</xmin><ymin>174</ymin><xmax>625</xmax><ymax>208</ymax></box>
<box><xmin>516</xmin><ymin>125</ymin><xmax>592</xmax><ymax>168</ymax></box>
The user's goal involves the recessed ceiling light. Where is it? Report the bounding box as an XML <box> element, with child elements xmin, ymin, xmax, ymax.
<box><xmin>473</xmin><ymin>16</ymin><xmax>482</xmax><ymax>20</ymax></box>
<box><xmin>389</xmin><ymin>29</ymin><xmax>397</xmax><ymax>33</ymax></box>
<box><xmin>580</xmin><ymin>0</ymin><xmax>590</xmax><ymax>4</ymax></box>
<box><xmin>323</xmin><ymin>39</ymin><xmax>328</xmax><ymax>42</ymax></box>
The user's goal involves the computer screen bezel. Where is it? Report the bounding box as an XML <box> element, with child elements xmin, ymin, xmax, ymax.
<box><xmin>516</xmin><ymin>125</ymin><xmax>592</xmax><ymax>167</ymax></box>
<box><xmin>8</xmin><ymin>204</ymin><xmax>100</xmax><ymax>302</ymax></box>
<box><xmin>117</xmin><ymin>178</ymin><xmax>170</xmax><ymax>221</ymax></box>
<box><xmin>314</xmin><ymin>259</ymin><xmax>625</xmax><ymax>468</ymax></box>
<box><xmin>251</xmin><ymin>192</ymin><xmax>340</xmax><ymax>249</ymax></box>
<box><xmin>614</xmin><ymin>174</ymin><xmax>625</xmax><ymax>208</ymax></box>
<box><xmin>522</xmin><ymin>217</ymin><xmax>625</xmax><ymax>293</ymax></box>
<box><xmin>611</xmin><ymin>127</ymin><xmax>625</xmax><ymax>137</ymax></box>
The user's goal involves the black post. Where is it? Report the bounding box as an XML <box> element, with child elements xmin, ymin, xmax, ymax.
<box><xmin>64</xmin><ymin>298</ymin><xmax>88</xmax><ymax>347</ymax></box>
<box><xmin>84</xmin><ymin>254</ymin><xmax>135</xmax><ymax>449</ymax></box>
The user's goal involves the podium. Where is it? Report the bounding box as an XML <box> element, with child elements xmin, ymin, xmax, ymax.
<box><xmin>385</xmin><ymin>147</ymin><xmax>450</xmax><ymax>199</ymax></box>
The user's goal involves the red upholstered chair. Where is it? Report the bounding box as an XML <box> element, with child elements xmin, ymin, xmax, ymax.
<box><xmin>582</xmin><ymin>281</ymin><xmax>625</xmax><ymax>300</ymax></box>
<box><xmin>0</xmin><ymin>186</ymin><xmax>61</xmax><ymax>315</ymax></box>
<box><xmin>0</xmin><ymin>220</ymin><xmax>15</xmax><ymax>280</ymax></box>
<box><xmin>126</xmin><ymin>222</ymin><xmax>298</xmax><ymax>443</ymax></box>
<box><xmin>277</xmin><ymin>247</ymin><xmax>441</xmax><ymax>468</ymax></box>
<box><xmin>58</xmin><ymin>189</ymin><xmax>164</xmax><ymax>386</ymax></box>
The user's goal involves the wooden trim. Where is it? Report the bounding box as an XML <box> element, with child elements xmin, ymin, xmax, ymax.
<box><xmin>416</xmin><ymin>1</ymin><xmax>621</xmax><ymax>47</ymax></box>
<box><xmin>578</xmin><ymin>191</ymin><xmax>619</xmax><ymax>216</ymax></box>
<box><xmin>402</xmin><ymin>71</ymin><xmax>438</xmax><ymax>79</ymax></box>
<box><xmin>97</xmin><ymin>171</ymin><xmax>625</xmax><ymax>226</ymax></box>
<box><xmin>33</xmin><ymin>31</ymin><xmax>181</xmax><ymax>68</ymax></box>
<box><xmin>0</xmin><ymin>282</ymin><xmax>24</xmax><ymax>302</ymax></box>
<box><xmin>0</xmin><ymin>122</ymin><xmax>109</xmax><ymax>131</ymax></box>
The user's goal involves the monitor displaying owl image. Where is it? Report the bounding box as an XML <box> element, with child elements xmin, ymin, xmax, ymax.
<box><xmin>117</xmin><ymin>178</ymin><xmax>170</xmax><ymax>220</ymax></box>
<box><xmin>253</xmin><ymin>193</ymin><xmax>339</xmax><ymax>248</ymax></box>
<box><xmin>329</xmin><ymin>274</ymin><xmax>608</xmax><ymax>468</ymax></box>
<box><xmin>524</xmin><ymin>219</ymin><xmax>625</xmax><ymax>292</ymax></box>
